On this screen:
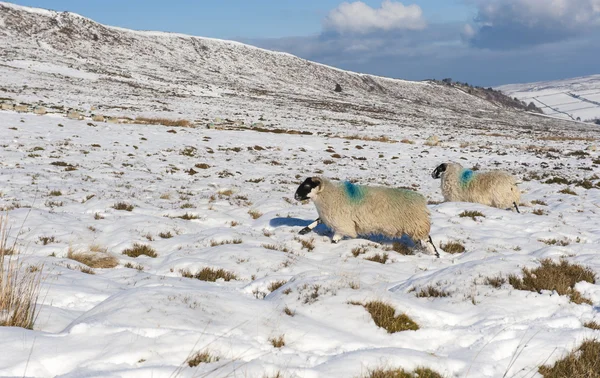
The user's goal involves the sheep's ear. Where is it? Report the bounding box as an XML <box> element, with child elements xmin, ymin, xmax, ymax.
<box><xmin>432</xmin><ymin>164</ymin><xmax>447</xmax><ymax>179</ymax></box>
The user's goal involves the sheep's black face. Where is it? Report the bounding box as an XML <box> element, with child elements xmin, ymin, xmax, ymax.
<box><xmin>295</xmin><ymin>177</ymin><xmax>321</xmax><ymax>201</ymax></box>
<box><xmin>432</xmin><ymin>163</ymin><xmax>447</xmax><ymax>179</ymax></box>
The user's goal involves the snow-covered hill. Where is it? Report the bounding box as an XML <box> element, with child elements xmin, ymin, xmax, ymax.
<box><xmin>497</xmin><ymin>75</ymin><xmax>600</xmax><ymax>123</ymax></box>
<box><xmin>1</xmin><ymin>2</ymin><xmax>600</xmax><ymax>378</ymax></box>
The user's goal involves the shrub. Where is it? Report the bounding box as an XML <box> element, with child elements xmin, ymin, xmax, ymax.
<box><xmin>416</xmin><ymin>285</ymin><xmax>450</xmax><ymax>298</ymax></box>
<box><xmin>113</xmin><ymin>202</ymin><xmax>134</xmax><ymax>211</ymax></box>
<box><xmin>248</xmin><ymin>209</ymin><xmax>263</xmax><ymax>219</ymax></box>
<box><xmin>508</xmin><ymin>259</ymin><xmax>595</xmax><ymax>304</ymax></box>
<box><xmin>269</xmin><ymin>335</ymin><xmax>285</xmax><ymax>348</ymax></box>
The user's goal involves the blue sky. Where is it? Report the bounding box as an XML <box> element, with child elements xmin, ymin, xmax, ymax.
<box><xmin>8</xmin><ymin>0</ymin><xmax>600</xmax><ymax>86</ymax></box>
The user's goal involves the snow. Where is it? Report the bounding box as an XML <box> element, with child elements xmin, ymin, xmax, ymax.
<box><xmin>0</xmin><ymin>2</ymin><xmax>600</xmax><ymax>378</ymax></box>
<box><xmin>497</xmin><ymin>75</ymin><xmax>600</xmax><ymax>122</ymax></box>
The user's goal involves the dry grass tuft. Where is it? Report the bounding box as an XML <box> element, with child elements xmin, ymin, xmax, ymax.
<box><xmin>416</xmin><ymin>285</ymin><xmax>450</xmax><ymax>298</ymax></box>
<box><xmin>363</xmin><ymin>367</ymin><xmax>443</xmax><ymax>378</ymax></box>
<box><xmin>294</xmin><ymin>237</ymin><xmax>315</xmax><ymax>251</ymax></box>
<box><xmin>269</xmin><ymin>335</ymin><xmax>285</xmax><ymax>348</ymax></box>
<box><xmin>262</xmin><ymin>244</ymin><xmax>290</xmax><ymax>253</ymax></box>
<box><xmin>352</xmin><ymin>246</ymin><xmax>368</xmax><ymax>257</ymax></box>
<box><xmin>365</xmin><ymin>253</ymin><xmax>389</xmax><ymax>264</ymax></box>
<box><xmin>283</xmin><ymin>306</ymin><xmax>295</xmax><ymax>316</ymax></box>
<box><xmin>135</xmin><ymin>117</ymin><xmax>192</xmax><ymax>127</ymax></box>
<box><xmin>1</xmin><ymin>214</ymin><xmax>43</xmax><ymax>329</ymax></box>
<box><xmin>122</xmin><ymin>243</ymin><xmax>157</xmax><ymax>258</ymax></box>
<box><xmin>509</xmin><ymin>259</ymin><xmax>595</xmax><ymax>304</ymax></box>
<box><xmin>187</xmin><ymin>350</ymin><xmax>220</xmax><ymax>367</ymax></box>
<box><xmin>210</xmin><ymin>239</ymin><xmax>242</xmax><ymax>247</ymax></box>
<box><xmin>68</xmin><ymin>246</ymin><xmax>118</xmax><ymax>268</ymax></box>
<box><xmin>440</xmin><ymin>241</ymin><xmax>465</xmax><ymax>254</ymax></box>
<box><xmin>181</xmin><ymin>267</ymin><xmax>237</xmax><ymax>282</ymax></box>
<box><xmin>353</xmin><ymin>301</ymin><xmax>419</xmax><ymax>333</ymax></box>
<box><xmin>559</xmin><ymin>188</ymin><xmax>577</xmax><ymax>195</ymax></box>
<box><xmin>459</xmin><ymin>210</ymin><xmax>485</xmax><ymax>220</ymax></box>
<box><xmin>584</xmin><ymin>321</ymin><xmax>600</xmax><ymax>330</ymax></box>
<box><xmin>113</xmin><ymin>202</ymin><xmax>134</xmax><ymax>211</ymax></box>
<box><xmin>538</xmin><ymin>340</ymin><xmax>600</xmax><ymax>377</ymax></box>
<box><xmin>268</xmin><ymin>280</ymin><xmax>287</xmax><ymax>292</ymax></box>
<box><xmin>248</xmin><ymin>209</ymin><xmax>263</xmax><ymax>219</ymax></box>
<box><xmin>484</xmin><ymin>275</ymin><xmax>507</xmax><ymax>288</ymax></box>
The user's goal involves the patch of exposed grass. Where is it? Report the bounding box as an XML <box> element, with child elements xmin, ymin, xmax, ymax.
<box><xmin>68</xmin><ymin>247</ymin><xmax>118</xmax><ymax>269</ymax></box>
<box><xmin>269</xmin><ymin>335</ymin><xmax>285</xmax><ymax>348</ymax></box>
<box><xmin>113</xmin><ymin>202</ymin><xmax>134</xmax><ymax>211</ymax></box>
<box><xmin>158</xmin><ymin>231</ymin><xmax>173</xmax><ymax>239</ymax></box>
<box><xmin>49</xmin><ymin>190</ymin><xmax>62</xmax><ymax>196</ymax></box>
<box><xmin>531</xmin><ymin>199</ymin><xmax>548</xmax><ymax>206</ymax></box>
<box><xmin>363</xmin><ymin>367</ymin><xmax>443</xmax><ymax>378</ymax></box>
<box><xmin>559</xmin><ymin>188</ymin><xmax>577</xmax><ymax>195</ymax></box>
<box><xmin>508</xmin><ymin>259</ymin><xmax>595</xmax><ymax>305</ymax></box>
<box><xmin>187</xmin><ymin>351</ymin><xmax>220</xmax><ymax>367</ymax></box>
<box><xmin>268</xmin><ymin>280</ymin><xmax>287</xmax><ymax>292</ymax></box>
<box><xmin>122</xmin><ymin>243</ymin><xmax>157</xmax><ymax>258</ymax></box>
<box><xmin>544</xmin><ymin>176</ymin><xmax>570</xmax><ymax>185</ymax></box>
<box><xmin>484</xmin><ymin>275</ymin><xmax>507</xmax><ymax>288</ymax></box>
<box><xmin>440</xmin><ymin>241</ymin><xmax>465</xmax><ymax>254</ymax></box>
<box><xmin>294</xmin><ymin>237</ymin><xmax>315</xmax><ymax>251</ymax></box>
<box><xmin>1</xmin><ymin>214</ymin><xmax>43</xmax><ymax>329</ymax></box>
<box><xmin>352</xmin><ymin>246</ymin><xmax>368</xmax><ymax>257</ymax></box>
<box><xmin>584</xmin><ymin>321</ymin><xmax>600</xmax><ymax>330</ymax></box>
<box><xmin>365</xmin><ymin>253</ymin><xmax>389</xmax><ymax>264</ymax></box>
<box><xmin>533</xmin><ymin>208</ymin><xmax>546</xmax><ymax>216</ymax></box>
<box><xmin>387</xmin><ymin>242</ymin><xmax>413</xmax><ymax>255</ymax></box>
<box><xmin>210</xmin><ymin>239</ymin><xmax>242</xmax><ymax>247</ymax></box>
<box><xmin>248</xmin><ymin>209</ymin><xmax>263</xmax><ymax>219</ymax></box>
<box><xmin>416</xmin><ymin>285</ymin><xmax>450</xmax><ymax>298</ymax></box>
<box><xmin>459</xmin><ymin>210</ymin><xmax>485</xmax><ymax>220</ymax></box>
<box><xmin>538</xmin><ymin>340</ymin><xmax>600</xmax><ymax>378</ymax></box>
<box><xmin>181</xmin><ymin>267</ymin><xmax>237</xmax><ymax>282</ymax></box>
<box><xmin>539</xmin><ymin>238</ymin><xmax>570</xmax><ymax>246</ymax></box>
<box><xmin>352</xmin><ymin>301</ymin><xmax>419</xmax><ymax>333</ymax></box>
<box><xmin>283</xmin><ymin>306</ymin><xmax>295</xmax><ymax>316</ymax></box>
<box><xmin>135</xmin><ymin>117</ymin><xmax>192</xmax><ymax>127</ymax></box>
<box><xmin>124</xmin><ymin>262</ymin><xmax>144</xmax><ymax>271</ymax></box>
<box><xmin>262</xmin><ymin>244</ymin><xmax>290</xmax><ymax>253</ymax></box>
<box><xmin>38</xmin><ymin>236</ymin><xmax>56</xmax><ymax>245</ymax></box>
<box><xmin>172</xmin><ymin>212</ymin><xmax>200</xmax><ymax>220</ymax></box>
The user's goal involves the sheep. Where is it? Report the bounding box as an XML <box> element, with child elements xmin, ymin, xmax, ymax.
<box><xmin>67</xmin><ymin>110</ymin><xmax>84</xmax><ymax>120</ymax></box>
<box><xmin>33</xmin><ymin>106</ymin><xmax>46</xmax><ymax>115</ymax></box>
<box><xmin>431</xmin><ymin>162</ymin><xmax>520</xmax><ymax>212</ymax></box>
<box><xmin>295</xmin><ymin>177</ymin><xmax>438</xmax><ymax>257</ymax></box>
<box><xmin>1</xmin><ymin>103</ymin><xmax>14</xmax><ymax>110</ymax></box>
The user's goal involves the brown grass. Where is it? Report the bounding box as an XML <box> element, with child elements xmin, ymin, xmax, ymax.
<box><xmin>508</xmin><ymin>259</ymin><xmax>595</xmax><ymax>304</ymax></box>
<box><xmin>0</xmin><ymin>214</ymin><xmax>43</xmax><ymax>329</ymax></box>
<box><xmin>248</xmin><ymin>209</ymin><xmax>263</xmax><ymax>219</ymax></box>
<box><xmin>135</xmin><ymin>117</ymin><xmax>192</xmax><ymax>127</ymax></box>
<box><xmin>269</xmin><ymin>335</ymin><xmax>285</xmax><ymax>348</ymax></box>
<box><xmin>484</xmin><ymin>275</ymin><xmax>507</xmax><ymax>288</ymax></box>
<box><xmin>365</xmin><ymin>253</ymin><xmax>389</xmax><ymax>264</ymax></box>
<box><xmin>559</xmin><ymin>188</ymin><xmax>577</xmax><ymax>195</ymax></box>
<box><xmin>363</xmin><ymin>367</ymin><xmax>443</xmax><ymax>378</ymax></box>
<box><xmin>539</xmin><ymin>135</ymin><xmax>596</xmax><ymax>141</ymax></box>
<box><xmin>459</xmin><ymin>210</ymin><xmax>485</xmax><ymax>220</ymax></box>
<box><xmin>584</xmin><ymin>321</ymin><xmax>600</xmax><ymax>330</ymax></box>
<box><xmin>210</xmin><ymin>239</ymin><xmax>242</xmax><ymax>247</ymax></box>
<box><xmin>122</xmin><ymin>243</ymin><xmax>157</xmax><ymax>258</ymax></box>
<box><xmin>294</xmin><ymin>237</ymin><xmax>315</xmax><ymax>251</ymax></box>
<box><xmin>352</xmin><ymin>301</ymin><xmax>419</xmax><ymax>333</ymax></box>
<box><xmin>440</xmin><ymin>241</ymin><xmax>465</xmax><ymax>254</ymax></box>
<box><xmin>416</xmin><ymin>285</ymin><xmax>450</xmax><ymax>298</ymax></box>
<box><xmin>538</xmin><ymin>340</ymin><xmax>600</xmax><ymax>377</ymax></box>
<box><xmin>187</xmin><ymin>351</ymin><xmax>220</xmax><ymax>367</ymax></box>
<box><xmin>67</xmin><ymin>246</ymin><xmax>118</xmax><ymax>268</ymax></box>
<box><xmin>181</xmin><ymin>267</ymin><xmax>237</xmax><ymax>282</ymax></box>
<box><xmin>268</xmin><ymin>280</ymin><xmax>287</xmax><ymax>292</ymax></box>
<box><xmin>113</xmin><ymin>202</ymin><xmax>134</xmax><ymax>211</ymax></box>
<box><xmin>262</xmin><ymin>244</ymin><xmax>290</xmax><ymax>253</ymax></box>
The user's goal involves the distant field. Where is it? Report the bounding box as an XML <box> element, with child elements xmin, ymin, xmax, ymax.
<box><xmin>497</xmin><ymin>74</ymin><xmax>600</xmax><ymax>122</ymax></box>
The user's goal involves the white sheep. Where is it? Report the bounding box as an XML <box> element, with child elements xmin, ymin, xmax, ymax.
<box><xmin>295</xmin><ymin>177</ymin><xmax>438</xmax><ymax>256</ymax></box>
<box><xmin>431</xmin><ymin>162</ymin><xmax>520</xmax><ymax>212</ymax></box>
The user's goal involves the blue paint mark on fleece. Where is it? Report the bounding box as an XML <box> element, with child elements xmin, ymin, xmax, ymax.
<box><xmin>343</xmin><ymin>181</ymin><xmax>365</xmax><ymax>203</ymax></box>
<box><xmin>460</xmin><ymin>169</ymin><xmax>474</xmax><ymax>188</ymax></box>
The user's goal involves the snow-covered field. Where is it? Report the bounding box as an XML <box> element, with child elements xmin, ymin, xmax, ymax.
<box><xmin>1</xmin><ymin>108</ymin><xmax>599</xmax><ymax>378</ymax></box>
<box><xmin>1</xmin><ymin>2</ymin><xmax>600</xmax><ymax>377</ymax></box>
<box><xmin>497</xmin><ymin>75</ymin><xmax>600</xmax><ymax>123</ymax></box>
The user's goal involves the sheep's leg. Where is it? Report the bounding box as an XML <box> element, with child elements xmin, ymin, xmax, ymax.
<box><xmin>428</xmin><ymin>235</ymin><xmax>440</xmax><ymax>258</ymax></box>
<box><xmin>299</xmin><ymin>218</ymin><xmax>321</xmax><ymax>235</ymax></box>
<box><xmin>513</xmin><ymin>202</ymin><xmax>520</xmax><ymax>213</ymax></box>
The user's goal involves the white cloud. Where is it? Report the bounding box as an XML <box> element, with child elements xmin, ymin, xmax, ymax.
<box><xmin>324</xmin><ymin>1</ymin><xmax>426</xmax><ymax>34</ymax></box>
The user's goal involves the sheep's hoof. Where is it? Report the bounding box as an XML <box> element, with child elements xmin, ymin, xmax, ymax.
<box><xmin>298</xmin><ymin>227</ymin><xmax>311</xmax><ymax>235</ymax></box>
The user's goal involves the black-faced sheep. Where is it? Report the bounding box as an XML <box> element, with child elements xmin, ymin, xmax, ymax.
<box><xmin>432</xmin><ymin>162</ymin><xmax>520</xmax><ymax>212</ymax></box>
<box><xmin>295</xmin><ymin>177</ymin><xmax>438</xmax><ymax>256</ymax></box>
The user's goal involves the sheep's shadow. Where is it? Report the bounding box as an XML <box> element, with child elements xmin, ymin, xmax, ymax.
<box><xmin>269</xmin><ymin>217</ymin><xmax>418</xmax><ymax>248</ymax></box>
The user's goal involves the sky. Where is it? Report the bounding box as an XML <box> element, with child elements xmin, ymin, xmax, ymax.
<box><xmin>7</xmin><ymin>0</ymin><xmax>600</xmax><ymax>86</ymax></box>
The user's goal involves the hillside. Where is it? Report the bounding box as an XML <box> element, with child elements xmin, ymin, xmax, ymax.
<box><xmin>0</xmin><ymin>1</ymin><xmax>593</xmax><ymax>135</ymax></box>
<box><xmin>497</xmin><ymin>75</ymin><xmax>600</xmax><ymax>123</ymax></box>
<box><xmin>1</xmin><ymin>2</ymin><xmax>600</xmax><ymax>378</ymax></box>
